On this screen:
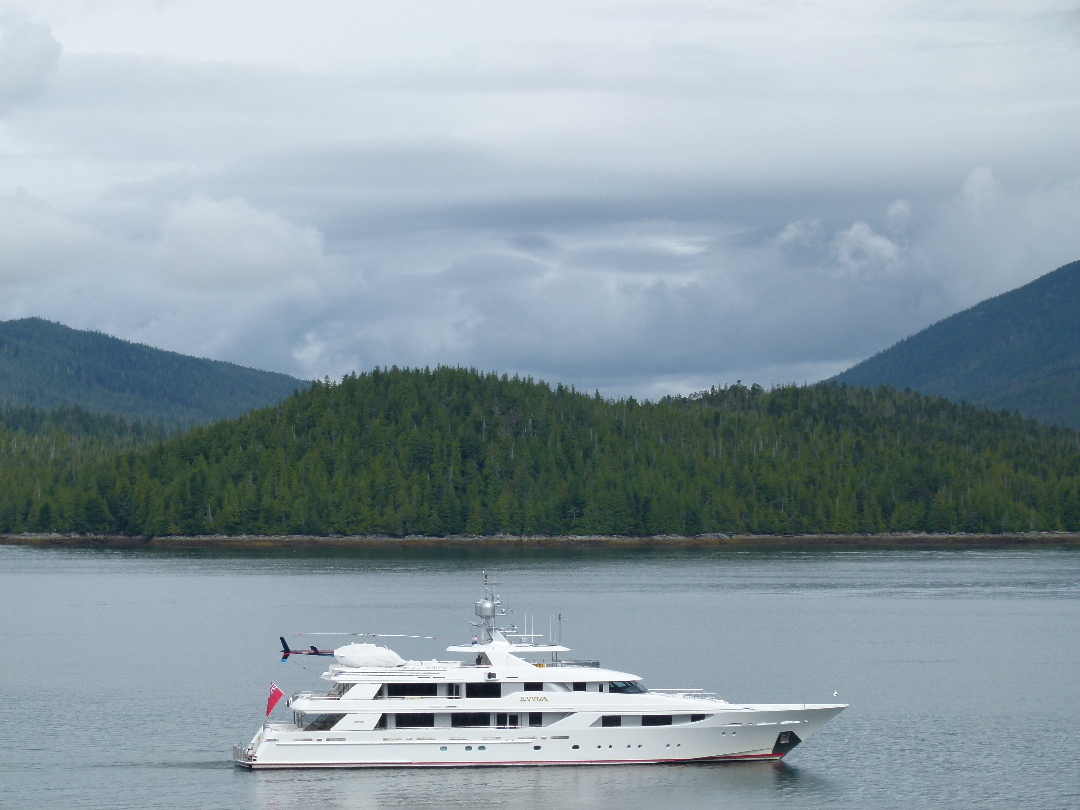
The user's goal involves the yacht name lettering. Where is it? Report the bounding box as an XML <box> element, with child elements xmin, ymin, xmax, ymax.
<box><xmin>519</xmin><ymin>695</ymin><xmax>548</xmax><ymax>701</ymax></box>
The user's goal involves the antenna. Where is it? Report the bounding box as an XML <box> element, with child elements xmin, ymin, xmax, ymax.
<box><xmin>474</xmin><ymin>571</ymin><xmax>507</xmax><ymax>644</ymax></box>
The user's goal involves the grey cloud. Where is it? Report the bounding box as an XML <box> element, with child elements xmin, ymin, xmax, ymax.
<box><xmin>0</xmin><ymin>3</ymin><xmax>1078</xmax><ymax>398</ymax></box>
<box><xmin>0</xmin><ymin>19</ymin><xmax>60</xmax><ymax>117</ymax></box>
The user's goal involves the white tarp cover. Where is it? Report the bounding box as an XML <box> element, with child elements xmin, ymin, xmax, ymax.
<box><xmin>334</xmin><ymin>643</ymin><xmax>406</xmax><ymax>668</ymax></box>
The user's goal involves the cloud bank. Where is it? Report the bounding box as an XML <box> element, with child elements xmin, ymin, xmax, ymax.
<box><xmin>0</xmin><ymin>2</ymin><xmax>1077</xmax><ymax>396</ymax></box>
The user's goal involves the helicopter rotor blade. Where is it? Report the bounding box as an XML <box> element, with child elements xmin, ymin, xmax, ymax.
<box><xmin>297</xmin><ymin>633</ymin><xmax>438</xmax><ymax>639</ymax></box>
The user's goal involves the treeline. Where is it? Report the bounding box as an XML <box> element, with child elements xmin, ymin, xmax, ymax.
<box><xmin>2</xmin><ymin>366</ymin><xmax>1080</xmax><ymax>536</ymax></box>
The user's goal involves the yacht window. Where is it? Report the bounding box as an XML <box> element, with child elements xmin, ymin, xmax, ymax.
<box><xmin>691</xmin><ymin>714</ymin><xmax>709</xmax><ymax>723</ymax></box>
<box><xmin>327</xmin><ymin>683</ymin><xmax>349</xmax><ymax>698</ymax></box>
<box><xmin>572</xmin><ymin>682</ymin><xmax>587</xmax><ymax>692</ymax></box>
<box><xmin>451</xmin><ymin>712</ymin><xmax>491</xmax><ymax>728</ymax></box>
<box><xmin>608</xmin><ymin>681</ymin><xmax>647</xmax><ymax>694</ymax></box>
<box><xmin>446</xmin><ymin>684</ymin><xmax>462</xmax><ymax>698</ymax></box>
<box><xmin>524</xmin><ymin>682</ymin><xmax>543</xmax><ymax>691</ymax></box>
<box><xmin>301</xmin><ymin>714</ymin><xmax>347</xmax><ymax>731</ymax></box>
<box><xmin>495</xmin><ymin>713</ymin><xmax>520</xmax><ymax>728</ymax></box>
<box><xmin>386</xmin><ymin>683</ymin><xmax>438</xmax><ymax>697</ymax></box>
<box><xmin>601</xmin><ymin>715</ymin><xmax>621</xmax><ymax>727</ymax></box>
<box><xmin>395</xmin><ymin>713</ymin><xmax>435</xmax><ymax>728</ymax></box>
<box><xmin>465</xmin><ymin>682</ymin><xmax>501</xmax><ymax>698</ymax></box>
<box><xmin>528</xmin><ymin>712</ymin><xmax>543</xmax><ymax>727</ymax></box>
<box><xmin>375</xmin><ymin>714</ymin><xmax>387</xmax><ymax>729</ymax></box>
<box><xmin>642</xmin><ymin>715</ymin><xmax>673</xmax><ymax>726</ymax></box>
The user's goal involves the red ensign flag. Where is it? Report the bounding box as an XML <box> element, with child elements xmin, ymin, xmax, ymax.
<box><xmin>266</xmin><ymin>682</ymin><xmax>285</xmax><ymax>717</ymax></box>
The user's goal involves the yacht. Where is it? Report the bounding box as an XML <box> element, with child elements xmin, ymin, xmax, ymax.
<box><xmin>234</xmin><ymin>581</ymin><xmax>845</xmax><ymax>768</ymax></box>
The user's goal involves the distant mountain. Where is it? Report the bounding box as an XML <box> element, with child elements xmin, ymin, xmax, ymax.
<box><xmin>0</xmin><ymin>318</ymin><xmax>307</xmax><ymax>425</ymax></box>
<box><xmin>834</xmin><ymin>259</ymin><xmax>1080</xmax><ymax>428</ymax></box>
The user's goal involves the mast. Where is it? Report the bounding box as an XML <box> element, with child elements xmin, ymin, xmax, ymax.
<box><xmin>474</xmin><ymin>571</ymin><xmax>507</xmax><ymax>644</ymax></box>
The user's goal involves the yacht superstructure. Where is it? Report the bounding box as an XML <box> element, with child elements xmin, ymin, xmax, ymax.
<box><xmin>234</xmin><ymin>581</ymin><xmax>845</xmax><ymax>768</ymax></box>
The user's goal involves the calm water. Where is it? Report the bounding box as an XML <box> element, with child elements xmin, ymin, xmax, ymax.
<box><xmin>2</xmin><ymin>546</ymin><xmax>1078</xmax><ymax>809</ymax></box>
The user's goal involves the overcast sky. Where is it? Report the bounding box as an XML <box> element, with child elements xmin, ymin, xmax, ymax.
<box><xmin>1</xmin><ymin>1</ymin><xmax>1078</xmax><ymax>397</ymax></box>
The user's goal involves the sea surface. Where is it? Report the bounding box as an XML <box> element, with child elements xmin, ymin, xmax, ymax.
<box><xmin>1</xmin><ymin>545</ymin><xmax>1078</xmax><ymax>809</ymax></box>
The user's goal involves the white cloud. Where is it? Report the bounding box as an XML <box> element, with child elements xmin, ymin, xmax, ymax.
<box><xmin>831</xmin><ymin>222</ymin><xmax>902</xmax><ymax>279</ymax></box>
<box><xmin>884</xmin><ymin>200</ymin><xmax>912</xmax><ymax>236</ymax></box>
<box><xmin>0</xmin><ymin>18</ymin><xmax>61</xmax><ymax>117</ymax></box>
<box><xmin>155</xmin><ymin>196</ymin><xmax>327</xmax><ymax>290</ymax></box>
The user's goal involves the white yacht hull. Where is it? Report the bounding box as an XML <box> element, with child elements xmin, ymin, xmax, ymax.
<box><xmin>235</xmin><ymin>704</ymin><xmax>843</xmax><ymax>769</ymax></box>
<box><xmin>237</xmin><ymin>582</ymin><xmax>847</xmax><ymax>769</ymax></box>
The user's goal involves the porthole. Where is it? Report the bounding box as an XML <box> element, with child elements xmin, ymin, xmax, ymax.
<box><xmin>677</xmin><ymin>744</ymin><xmax>681</xmax><ymax>747</ymax></box>
<box><xmin>478</xmin><ymin>746</ymin><xmax>486</xmax><ymax>751</ymax></box>
<box><xmin>465</xmin><ymin>746</ymin><xmax>472</xmax><ymax>751</ymax></box>
<box><xmin>637</xmin><ymin>745</ymin><xmax>642</xmax><ymax>748</ymax></box>
<box><xmin>572</xmin><ymin>745</ymin><xmax>579</xmax><ymax>750</ymax></box>
<box><xmin>533</xmin><ymin>745</ymin><xmax>541</xmax><ymax>750</ymax></box>
<box><xmin>626</xmin><ymin>745</ymin><xmax>631</xmax><ymax>748</ymax></box>
<box><xmin>440</xmin><ymin>746</ymin><xmax>447</xmax><ymax>751</ymax></box>
<box><xmin>665</xmin><ymin>744</ymin><xmax>670</xmax><ymax>748</ymax></box>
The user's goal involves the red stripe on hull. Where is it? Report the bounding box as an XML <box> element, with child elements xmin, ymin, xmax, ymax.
<box><xmin>238</xmin><ymin>753</ymin><xmax>784</xmax><ymax>769</ymax></box>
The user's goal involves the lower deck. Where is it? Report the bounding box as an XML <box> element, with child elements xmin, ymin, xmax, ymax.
<box><xmin>234</xmin><ymin>709</ymin><xmax>835</xmax><ymax>768</ymax></box>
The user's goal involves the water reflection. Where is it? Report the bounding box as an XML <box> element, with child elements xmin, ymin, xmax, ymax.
<box><xmin>250</xmin><ymin>760</ymin><xmax>836</xmax><ymax>810</ymax></box>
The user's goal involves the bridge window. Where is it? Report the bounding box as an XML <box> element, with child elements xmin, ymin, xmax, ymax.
<box><xmin>608</xmin><ymin>681</ymin><xmax>646</xmax><ymax>694</ymax></box>
<box><xmin>601</xmin><ymin>715</ymin><xmax>621</xmax><ymax>727</ymax></box>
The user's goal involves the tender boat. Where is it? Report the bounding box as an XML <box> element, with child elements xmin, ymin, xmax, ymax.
<box><xmin>234</xmin><ymin>580</ymin><xmax>845</xmax><ymax>768</ymax></box>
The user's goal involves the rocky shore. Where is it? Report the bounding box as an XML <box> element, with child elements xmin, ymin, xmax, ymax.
<box><xmin>3</xmin><ymin>531</ymin><xmax>1079</xmax><ymax>551</ymax></box>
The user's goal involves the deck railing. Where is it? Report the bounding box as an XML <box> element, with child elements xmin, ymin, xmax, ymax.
<box><xmin>532</xmin><ymin>660</ymin><xmax>601</xmax><ymax>668</ymax></box>
<box><xmin>649</xmin><ymin>688</ymin><xmax>720</xmax><ymax>700</ymax></box>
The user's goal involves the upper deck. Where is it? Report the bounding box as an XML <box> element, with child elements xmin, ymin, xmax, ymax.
<box><xmin>316</xmin><ymin>576</ymin><xmax>643</xmax><ymax>686</ymax></box>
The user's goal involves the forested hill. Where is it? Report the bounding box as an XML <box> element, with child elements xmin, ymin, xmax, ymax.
<box><xmin>834</xmin><ymin>259</ymin><xmax>1080</xmax><ymax>428</ymax></box>
<box><xmin>0</xmin><ymin>318</ymin><xmax>307</xmax><ymax>426</ymax></box>
<box><xmin>5</xmin><ymin>367</ymin><xmax>1080</xmax><ymax>536</ymax></box>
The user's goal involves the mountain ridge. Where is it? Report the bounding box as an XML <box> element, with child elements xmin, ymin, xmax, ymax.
<box><xmin>0</xmin><ymin>317</ymin><xmax>307</xmax><ymax>426</ymax></box>
<box><xmin>833</xmin><ymin>259</ymin><xmax>1080</xmax><ymax>427</ymax></box>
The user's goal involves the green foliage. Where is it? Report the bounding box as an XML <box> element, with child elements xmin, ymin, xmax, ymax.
<box><xmin>0</xmin><ymin>404</ymin><xmax>169</xmax><ymax>443</ymax></box>
<box><xmin>0</xmin><ymin>317</ymin><xmax>307</xmax><ymax>426</ymax></box>
<box><xmin>5</xmin><ymin>367</ymin><xmax>1080</xmax><ymax>536</ymax></box>
<box><xmin>0</xmin><ymin>404</ymin><xmax>165</xmax><ymax>534</ymax></box>
<box><xmin>835</xmin><ymin>259</ymin><xmax>1080</xmax><ymax>428</ymax></box>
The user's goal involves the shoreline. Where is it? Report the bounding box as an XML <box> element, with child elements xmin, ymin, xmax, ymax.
<box><xmin>3</xmin><ymin>531</ymin><xmax>1080</xmax><ymax>552</ymax></box>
